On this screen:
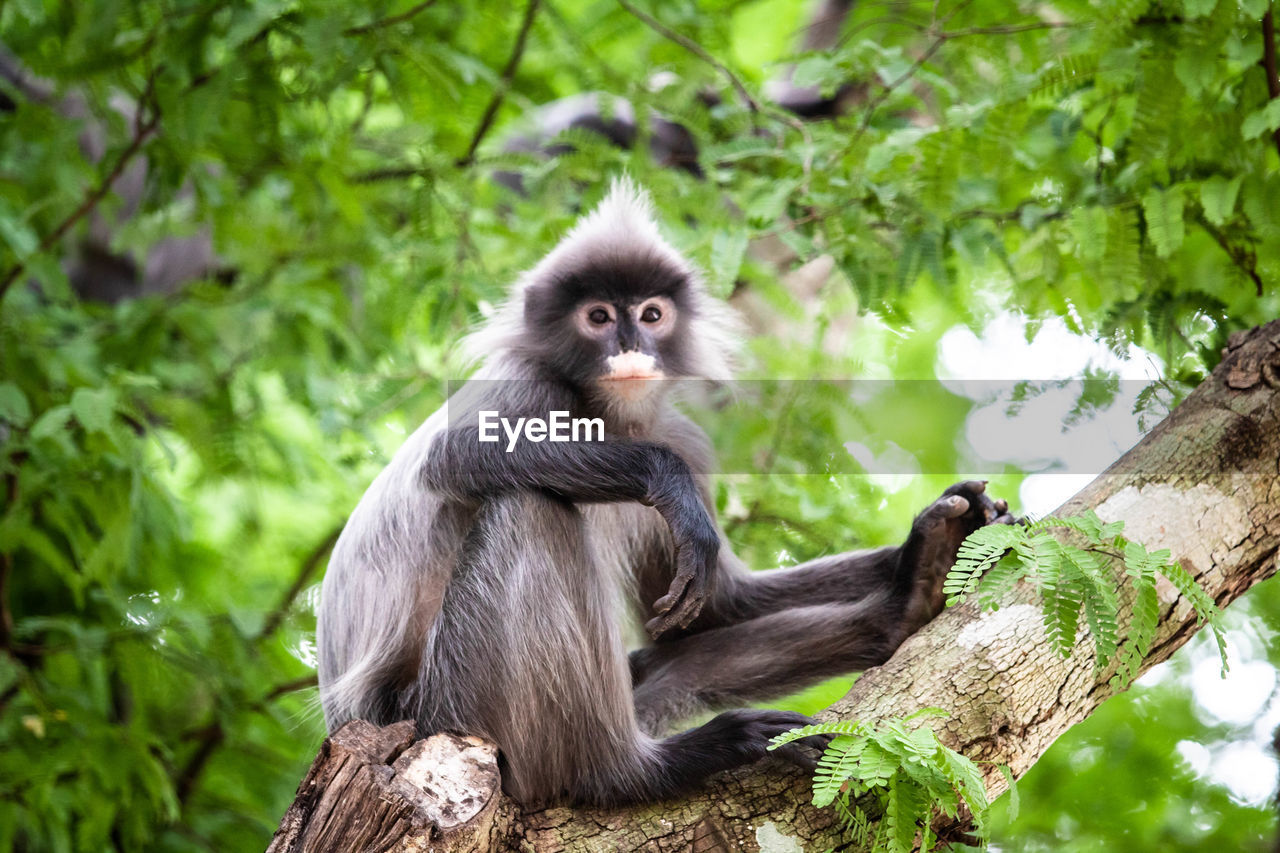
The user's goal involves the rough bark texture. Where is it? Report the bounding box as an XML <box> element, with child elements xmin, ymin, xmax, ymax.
<box><xmin>270</xmin><ymin>320</ymin><xmax>1280</xmax><ymax>853</ymax></box>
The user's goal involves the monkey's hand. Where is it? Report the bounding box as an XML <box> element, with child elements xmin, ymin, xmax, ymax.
<box><xmin>899</xmin><ymin>480</ymin><xmax>1016</xmax><ymax>633</ymax></box>
<box><xmin>645</xmin><ymin>503</ymin><xmax>720</xmax><ymax>640</ymax></box>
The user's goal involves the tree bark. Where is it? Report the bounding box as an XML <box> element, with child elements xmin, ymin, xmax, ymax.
<box><xmin>268</xmin><ymin>319</ymin><xmax>1280</xmax><ymax>853</ymax></box>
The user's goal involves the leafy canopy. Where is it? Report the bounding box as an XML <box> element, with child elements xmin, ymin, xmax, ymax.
<box><xmin>0</xmin><ymin>0</ymin><xmax>1276</xmax><ymax>849</ymax></box>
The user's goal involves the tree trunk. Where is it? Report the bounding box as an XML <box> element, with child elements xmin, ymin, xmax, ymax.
<box><xmin>268</xmin><ymin>319</ymin><xmax>1280</xmax><ymax>853</ymax></box>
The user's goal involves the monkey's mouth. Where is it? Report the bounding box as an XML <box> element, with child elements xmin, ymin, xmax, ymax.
<box><xmin>599</xmin><ymin>371</ymin><xmax>666</xmax><ymax>401</ymax></box>
<box><xmin>602</xmin><ymin>370</ymin><xmax>664</xmax><ymax>381</ymax></box>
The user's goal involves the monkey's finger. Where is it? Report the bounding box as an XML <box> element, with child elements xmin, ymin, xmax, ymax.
<box><xmin>646</xmin><ymin>582</ymin><xmax>708</xmax><ymax>638</ymax></box>
<box><xmin>644</xmin><ymin>614</ymin><xmax>668</xmax><ymax>638</ymax></box>
<box><xmin>944</xmin><ymin>479</ymin><xmax>987</xmax><ymax>498</ymax></box>
<box><xmin>927</xmin><ymin>494</ymin><xmax>969</xmax><ymax>520</ymax></box>
<box><xmin>645</xmin><ymin>608</ymin><xmax>688</xmax><ymax>639</ymax></box>
<box><xmin>771</xmin><ymin>743</ymin><xmax>820</xmax><ymax>773</ymax></box>
<box><xmin>646</xmin><ymin>596</ymin><xmax>687</xmax><ymax>637</ymax></box>
<box><xmin>645</xmin><ymin>591</ymin><xmax>704</xmax><ymax>638</ymax></box>
<box><xmin>652</xmin><ymin>572</ymin><xmax>692</xmax><ymax>615</ymax></box>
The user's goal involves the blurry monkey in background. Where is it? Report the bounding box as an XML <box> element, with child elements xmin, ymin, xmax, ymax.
<box><xmin>317</xmin><ymin>181</ymin><xmax>1012</xmax><ymax>806</ymax></box>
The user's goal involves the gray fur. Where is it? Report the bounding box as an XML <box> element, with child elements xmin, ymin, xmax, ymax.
<box><xmin>318</xmin><ymin>181</ymin><xmax>1005</xmax><ymax>806</ymax></box>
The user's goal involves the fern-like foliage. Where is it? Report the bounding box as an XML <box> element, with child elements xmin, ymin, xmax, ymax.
<box><xmin>780</xmin><ymin>513</ymin><xmax>1226</xmax><ymax>852</ymax></box>
<box><xmin>771</xmin><ymin>711</ymin><xmax>991</xmax><ymax>853</ymax></box>
<box><xmin>946</xmin><ymin>511</ymin><xmax>1227</xmax><ymax>687</ymax></box>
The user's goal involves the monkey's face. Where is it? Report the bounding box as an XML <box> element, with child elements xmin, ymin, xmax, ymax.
<box><xmin>573</xmin><ymin>295</ymin><xmax>675</xmax><ymax>401</ymax></box>
<box><xmin>522</xmin><ymin>254</ymin><xmax>701</xmax><ymax>401</ymax></box>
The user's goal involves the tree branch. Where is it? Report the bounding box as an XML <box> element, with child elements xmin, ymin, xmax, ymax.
<box><xmin>343</xmin><ymin>0</ymin><xmax>441</xmax><ymax>36</ymax></box>
<box><xmin>938</xmin><ymin>21</ymin><xmax>1076</xmax><ymax>37</ymax></box>
<box><xmin>1195</xmin><ymin>213</ymin><xmax>1265</xmax><ymax>296</ymax></box>
<box><xmin>264</xmin><ymin>674</ymin><xmax>318</xmax><ymax>702</ymax></box>
<box><xmin>457</xmin><ymin>0</ymin><xmax>541</xmax><ymax>168</ymax></box>
<box><xmin>0</xmin><ymin>85</ymin><xmax>160</xmax><ymax>305</ymax></box>
<box><xmin>617</xmin><ymin>0</ymin><xmax>762</xmax><ymax>114</ymax></box>
<box><xmin>616</xmin><ymin>0</ymin><xmax>815</xmax><ymax>178</ymax></box>
<box><xmin>842</xmin><ymin>0</ymin><xmax>974</xmax><ymax>149</ymax></box>
<box><xmin>269</xmin><ymin>320</ymin><xmax>1280</xmax><ymax>851</ymax></box>
<box><xmin>0</xmin><ymin>27</ymin><xmax>275</xmax><ymax>307</ymax></box>
<box><xmin>1263</xmin><ymin>6</ymin><xmax>1280</xmax><ymax>162</ymax></box>
<box><xmin>255</xmin><ymin>526</ymin><xmax>342</xmax><ymax>643</ymax></box>
<box><xmin>176</xmin><ymin>722</ymin><xmax>225</xmax><ymax>807</ymax></box>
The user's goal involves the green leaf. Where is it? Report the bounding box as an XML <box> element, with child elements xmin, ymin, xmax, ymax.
<box><xmin>945</xmin><ymin>523</ymin><xmax>1021</xmax><ymax>605</ymax></box>
<box><xmin>1069</xmin><ymin>206</ymin><xmax>1108</xmax><ymax>261</ymax></box>
<box><xmin>1071</xmin><ymin>548</ymin><xmax>1120</xmax><ymax>666</ymax></box>
<box><xmin>1142</xmin><ymin>188</ymin><xmax>1185</xmax><ymax>258</ymax></box>
<box><xmin>1241</xmin><ymin>100</ymin><xmax>1280</xmax><ymax>141</ymax></box>
<box><xmin>1180</xmin><ymin>0</ymin><xmax>1216</xmax><ymax>17</ymax></box>
<box><xmin>1200</xmin><ymin>175</ymin><xmax>1243</xmax><ymax>226</ymax></box>
<box><xmin>999</xmin><ymin>765</ymin><xmax>1020</xmax><ymax>823</ymax></box>
<box><xmin>70</xmin><ymin>387</ymin><xmax>117</xmax><ymax>435</ymax></box>
<box><xmin>885</xmin><ymin>775</ymin><xmax>921</xmax><ymax>853</ymax></box>
<box><xmin>0</xmin><ymin>382</ymin><xmax>32</xmax><ymax>427</ymax></box>
<box><xmin>709</xmin><ymin>229</ymin><xmax>749</xmax><ymax>292</ymax></box>
<box><xmin>1173</xmin><ymin>49</ymin><xmax>1216</xmax><ymax>95</ymax></box>
<box><xmin>30</xmin><ymin>405</ymin><xmax>73</xmax><ymax>443</ymax></box>
<box><xmin>0</xmin><ymin>200</ymin><xmax>39</xmax><ymax>258</ymax></box>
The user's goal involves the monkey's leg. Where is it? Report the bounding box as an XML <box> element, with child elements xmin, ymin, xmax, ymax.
<box><xmin>435</xmin><ymin>492</ymin><xmax>826</xmax><ymax>807</ymax></box>
<box><xmin>630</xmin><ymin>599</ymin><xmax>905</xmax><ymax>734</ymax></box>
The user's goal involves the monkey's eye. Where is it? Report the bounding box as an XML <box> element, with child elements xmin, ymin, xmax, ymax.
<box><xmin>640</xmin><ymin>305</ymin><xmax>662</xmax><ymax>323</ymax></box>
<box><xmin>588</xmin><ymin>307</ymin><xmax>612</xmax><ymax>325</ymax></box>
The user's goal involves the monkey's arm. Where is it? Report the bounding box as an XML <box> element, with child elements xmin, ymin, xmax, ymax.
<box><xmin>421</xmin><ymin>426</ymin><xmax>719</xmax><ymax>635</ymax></box>
<box><xmin>629</xmin><ymin>483</ymin><xmax>1014</xmax><ymax>733</ymax></box>
<box><xmin>691</xmin><ymin>481</ymin><xmax>1012</xmax><ymax>632</ymax></box>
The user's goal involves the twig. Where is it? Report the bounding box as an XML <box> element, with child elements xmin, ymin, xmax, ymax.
<box><xmin>458</xmin><ymin>0</ymin><xmax>541</xmax><ymax>168</ymax></box>
<box><xmin>0</xmin><ymin>452</ymin><xmax>26</xmax><ymax>659</ymax></box>
<box><xmin>938</xmin><ymin>21</ymin><xmax>1076</xmax><ymax>37</ymax></box>
<box><xmin>839</xmin><ymin>15</ymin><xmax>930</xmax><ymax>45</ymax></box>
<box><xmin>855</xmin><ymin>34</ymin><xmax>947</xmax><ymax>133</ymax></box>
<box><xmin>0</xmin><ymin>32</ymin><xmax>263</xmax><ymax>307</ymax></box>
<box><xmin>349</xmin><ymin>165</ymin><xmax>428</xmax><ymax>183</ymax></box>
<box><xmin>956</xmin><ymin>201</ymin><xmax>1067</xmax><ymax>224</ymax></box>
<box><xmin>176</xmin><ymin>722</ymin><xmax>224</xmax><ymax>806</ymax></box>
<box><xmin>832</xmin><ymin>0</ymin><xmax>975</xmax><ymax>162</ymax></box>
<box><xmin>1263</xmin><ymin>6</ymin><xmax>1280</xmax><ymax>162</ymax></box>
<box><xmin>264</xmin><ymin>674</ymin><xmax>319</xmax><ymax>701</ymax></box>
<box><xmin>255</xmin><ymin>526</ymin><xmax>343</xmax><ymax>642</ymax></box>
<box><xmin>0</xmin><ymin>682</ymin><xmax>18</xmax><ymax>715</ymax></box>
<box><xmin>1196</xmin><ymin>214</ymin><xmax>1265</xmax><ymax>296</ymax></box>
<box><xmin>343</xmin><ymin>0</ymin><xmax>441</xmax><ymax>36</ymax></box>
<box><xmin>0</xmin><ymin>100</ymin><xmax>159</xmax><ymax>304</ymax></box>
<box><xmin>617</xmin><ymin>0</ymin><xmax>815</xmax><ymax>181</ymax></box>
<box><xmin>618</xmin><ymin>0</ymin><xmax>761</xmax><ymax>113</ymax></box>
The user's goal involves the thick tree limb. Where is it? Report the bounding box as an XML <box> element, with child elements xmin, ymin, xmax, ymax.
<box><xmin>270</xmin><ymin>319</ymin><xmax>1280</xmax><ymax>852</ymax></box>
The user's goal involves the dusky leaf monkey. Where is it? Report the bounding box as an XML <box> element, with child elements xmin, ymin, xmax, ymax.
<box><xmin>317</xmin><ymin>181</ymin><xmax>1012</xmax><ymax>806</ymax></box>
